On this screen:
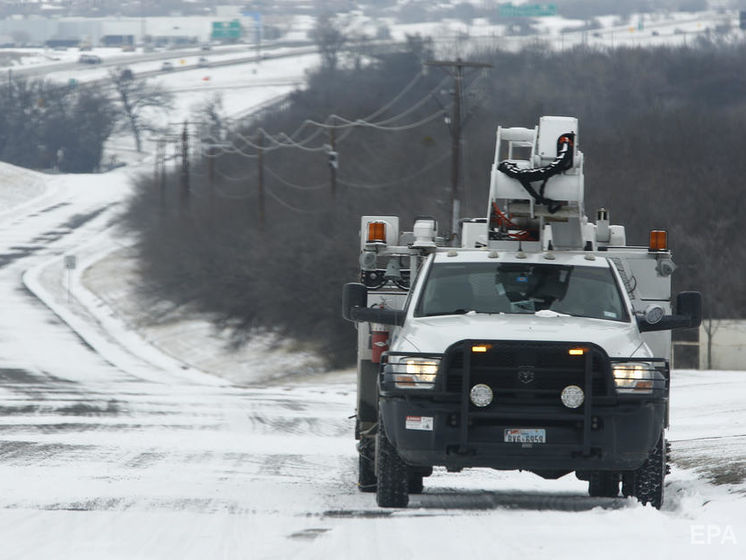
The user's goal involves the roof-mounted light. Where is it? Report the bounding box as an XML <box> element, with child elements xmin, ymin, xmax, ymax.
<box><xmin>649</xmin><ymin>230</ymin><xmax>667</xmax><ymax>252</ymax></box>
<box><xmin>412</xmin><ymin>217</ymin><xmax>437</xmax><ymax>248</ymax></box>
<box><xmin>367</xmin><ymin>221</ymin><xmax>387</xmax><ymax>244</ymax></box>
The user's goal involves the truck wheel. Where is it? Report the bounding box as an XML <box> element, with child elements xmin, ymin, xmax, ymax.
<box><xmin>358</xmin><ymin>436</ymin><xmax>377</xmax><ymax>493</ymax></box>
<box><xmin>633</xmin><ymin>434</ymin><xmax>667</xmax><ymax>509</ymax></box>
<box><xmin>588</xmin><ymin>472</ymin><xmax>619</xmax><ymax>497</ymax></box>
<box><xmin>407</xmin><ymin>472</ymin><xmax>424</xmax><ymax>494</ymax></box>
<box><xmin>375</xmin><ymin>412</ymin><xmax>409</xmax><ymax>508</ymax></box>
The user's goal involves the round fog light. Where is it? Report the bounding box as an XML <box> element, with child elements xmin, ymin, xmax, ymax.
<box><xmin>470</xmin><ymin>384</ymin><xmax>493</xmax><ymax>407</ymax></box>
<box><xmin>561</xmin><ymin>385</ymin><xmax>585</xmax><ymax>408</ymax></box>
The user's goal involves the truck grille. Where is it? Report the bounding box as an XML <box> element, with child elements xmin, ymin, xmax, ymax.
<box><xmin>443</xmin><ymin>341</ymin><xmax>610</xmax><ymax>405</ymax></box>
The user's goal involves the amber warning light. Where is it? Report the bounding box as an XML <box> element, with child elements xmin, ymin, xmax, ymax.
<box><xmin>649</xmin><ymin>230</ymin><xmax>668</xmax><ymax>251</ymax></box>
<box><xmin>568</xmin><ymin>348</ymin><xmax>585</xmax><ymax>356</ymax></box>
<box><xmin>367</xmin><ymin>221</ymin><xmax>387</xmax><ymax>244</ymax></box>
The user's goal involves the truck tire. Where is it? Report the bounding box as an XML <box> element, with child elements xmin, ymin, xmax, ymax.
<box><xmin>588</xmin><ymin>472</ymin><xmax>619</xmax><ymax>497</ymax></box>
<box><xmin>358</xmin><ymin>436</ymin><xmax>377</xmax><ymax>493</ymax></box>
<box><xmin>375</xmin><ymin>412</ymin><xmax>409</xmax><ymax>508</ymax></box>
<box><xmin>407</xmin><ymin>473</ymin><xmax>424</xmax><ymax>494</ymax></box>
<box><xmin>633</xmin><ymin>434</ymin><xmax>667</xmax><ymax>509</ymax></box>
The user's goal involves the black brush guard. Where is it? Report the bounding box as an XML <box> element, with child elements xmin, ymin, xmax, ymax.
<box><xmin>379</xmin><ymin>340</ymin><xmax>668</xmax><ymax>469</ymax></box>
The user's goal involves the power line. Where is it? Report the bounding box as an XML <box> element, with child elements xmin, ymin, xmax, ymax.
<box><xmin>273</xmin><ymin>69</ymin><xmax>426</xmax><ymax>146</ymax></box>
<box><xmin>303</xmin><ymin>107</ymin><xmax>446</xmax><ymax>132</ymax></box>
<box><xmin>154</xmin><ymin>66</ymin><xmax>486</xmax><ymax>220</ymax></box>
<box><xmin>214</xmin><ymin>166</ymin><xmax>254</xmax><ymax>182</ymax></box>
<box><xmin>227</xmin><ymin>73</ymin><xmax>447</xmax><ymax>152</ymax></box>
<box><xmin>337</xmin><ymin>151</ymin><xmax>450</xmax><ymax>189</ymax></box>
<box><xmin>191</xmin><ymin>71</ymin><xmax>482</xmax><ymax>160</ymax></box>
<box><xmin>211</xmin><ymin>183</ymin><xmax>256</xmax><ymax>200</ymax></box>
<box><xmin>264</xmin><ymin>166</ymin><xmax>328</xmax><ymax>190</ymax></box>
<box><xmin>357</xmin><ymin>69</ymin><xmax>427</xmax><ymax>122</ymax></box>
<box><xmin>264</xmin><ymin>184</ymin><xmax>325</xmax><ymax>214</ymax></box>
<box><xmin>425</xmin><ymin>58</ymin><xmax>492</xmax><ymax>235</ymax></box>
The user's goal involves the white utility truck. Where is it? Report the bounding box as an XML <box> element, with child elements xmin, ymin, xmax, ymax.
<box><xmin>343</xmin><ymin>116</ymin><xmax>701</xmax><ymax>509</ymax></box>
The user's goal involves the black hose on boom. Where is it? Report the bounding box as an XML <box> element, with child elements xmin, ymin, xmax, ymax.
<box><xmin>497</xmin><ymin>133</ymin><xmax>575</xmax><ymax>214</ymax></box>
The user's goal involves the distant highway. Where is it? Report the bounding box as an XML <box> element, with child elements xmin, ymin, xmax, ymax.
<box><xmin>5</xmin><ymin>41</ymin><xmax>317</xmax><ymax>82</ymax></box>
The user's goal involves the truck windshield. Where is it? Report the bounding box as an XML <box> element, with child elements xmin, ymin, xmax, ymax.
<box><xmin>415</xmin><ymin>262</ymin><xmax>629</xmax><ymax>322</ymax></box>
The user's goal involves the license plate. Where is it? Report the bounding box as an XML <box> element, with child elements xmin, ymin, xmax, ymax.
<box><xmin>504</xmin><ymin>428</ymin><xmax>546</xmax><ymax>443</ymax></box>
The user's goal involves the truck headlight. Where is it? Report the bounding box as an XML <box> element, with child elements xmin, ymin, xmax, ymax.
<box><xmin>393</xmin><ymin>358</ymin><xmax>440</xmax><ymax>389</ymax></box>
<box><xmin>612</xmin><ymin>362</ymin><xmax>657</xmax><ymax>394</ymax></box>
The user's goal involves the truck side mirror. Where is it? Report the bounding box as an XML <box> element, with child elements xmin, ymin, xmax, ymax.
<box><xmin>638</xmin><ymin>291</ymin><xmax>702</xmax><ymax>332</ymax></box>
<box><xmin>676</xmin><ymin>291</ymin><xmax>702</xmax><ymax>328</ymax></box>
<box><xmin>342</xmin><ymin>282</ymin><xmax>405</xmax><ymax>326</ymax></box>
<box><xmin>342</xmin><ymin>282</ymin><xmax>367</xmax><ymax>321</ymax></box>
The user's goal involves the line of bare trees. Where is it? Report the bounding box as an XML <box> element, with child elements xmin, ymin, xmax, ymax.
<box><xmin>0</xmin><ymin>78</ymin><xmax>114</xmax><ymax>172</ymax></box>
<box><xmin>0</xmin><ymin>70</ymin><xmax>172</xmax><ymax>173</ymax></box>
<box><xmin>122</xmin><ymin>38</ymin><xmax>746</xmax><ymax>367</ymax></box>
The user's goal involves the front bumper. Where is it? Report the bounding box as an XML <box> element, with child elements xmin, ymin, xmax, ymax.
<box><xmin>379</xmin><ymin>340</ymin><xmax>668</xmax><ymax>472</ymax></box>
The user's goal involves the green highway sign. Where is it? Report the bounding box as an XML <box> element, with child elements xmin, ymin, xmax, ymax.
<box><xmin>498</xmin><ymin>3</ymin><xmax>558</xmax><ymax>17</ymax></box>
<box><xmin>211</xmin><ymin>20</ymin><xmax>243</xmax><ymax>40</ymax></box>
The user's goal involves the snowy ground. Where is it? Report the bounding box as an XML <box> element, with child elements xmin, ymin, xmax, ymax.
<box><xmin>0</xmin><ymin>132</ymin><xmax>743</xmax><ymax>560</ymax></box>
<box><xmin>0</xmin><ymin>31</ymin><xmax>744</xmax><ymax>560</ymax></box>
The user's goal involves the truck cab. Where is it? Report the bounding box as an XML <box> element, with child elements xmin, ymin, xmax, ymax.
<box><xmin>343</xmin><ymin>117</ymin><xmax>701</xmax><ymax>509</ymax></box>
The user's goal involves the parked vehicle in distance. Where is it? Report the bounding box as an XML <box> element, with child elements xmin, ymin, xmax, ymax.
<box><xmin>119</xmin><ymin>67</ymin><xmax>134</xmax><ymax>80</ymax></box>
<box><xmin>161</xmin><ymin>61</ymin><xmax>174</xmax><ymax>71</ymax></box>
<box><xmin>197</xmin><ymin>56</ymin><xmax>210</xmax><ymax>67</ymax></box>
<box><xmin>78</xmin><ymin>54</ymin><xmax>102</xmax><ymax>64</ymax></box>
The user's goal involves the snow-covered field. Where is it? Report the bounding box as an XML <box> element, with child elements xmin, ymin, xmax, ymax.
<box><xmin>0</xmin><ymin>28</ymin><xmax>743</xmax><ymax>559</ymax></box>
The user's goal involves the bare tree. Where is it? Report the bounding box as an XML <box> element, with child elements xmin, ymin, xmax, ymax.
<box><xmin>191</xmin><ymin>93</ymin><xmax>227</xmax><ymax>143</ymax></box>
<box><xmin>345</xmin><ymin>32</ymin><xmax>372</xmax><ymax>72</ymax></box>
<box><xmin>109</xmin><ymin>69</ymin><xmax>173</xmax><ymax>152</ymax></box>
<box><xmin>310</xmin><ymin>13</ymin><xmax>347</xmax><ymax>72</ymax></box>
<box><xmin>0</xmin><ymin>76</ymin><xmax>115</xmax><ymax>172</ymax></box>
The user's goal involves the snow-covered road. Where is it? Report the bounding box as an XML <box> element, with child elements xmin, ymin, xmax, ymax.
<box><xmin>0</xmin><ymin>162</ymin><xmax>743</xmax><ymax>559</ymax></box>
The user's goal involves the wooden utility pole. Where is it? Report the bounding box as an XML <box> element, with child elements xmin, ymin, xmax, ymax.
<box><xmin>207</xmin><ymin>146</ymin><xmax>215</xmax><ymax>188</ymax></box>
<box><xmin>154</xmin><ymin>138</ymin><xmax>166</xmax><ymax>213</ymax></box>
<box><xmin>161</xmin><ymin>139</ymin><xmax>169</xmax><ymax>205</ymax></box>
<box><xmin>328</xmin><ymin>118</ymin><xmax>338</xmax><ymax>199</ymax></box>
<box><xmin>425</xmin><ymin>58</ymin><xmax>492</xmax><ymax>237</ymax></box>
<box><xmin>257</xmin><ymin>130</ymin><xmax>265</xmax><ymax>230</ymax></box>
<box><xmin>154</xmin><ymin>139</ymin><xmax>161</xmax><ymax>185</ymax></box>
<box><xmin>180</xmin><ymin>121</ymin><xmax>190</xmax><ymax>215</ymax></box>
<box><xmin>207</xmin><ymin>145</ymin><xmax>216</xmax><ymax>219</ymax></box>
